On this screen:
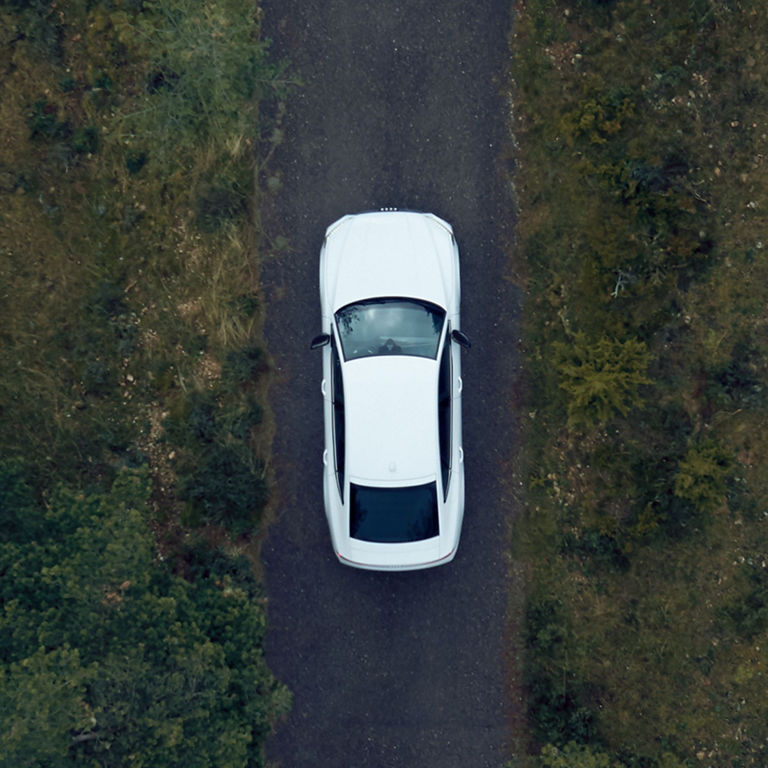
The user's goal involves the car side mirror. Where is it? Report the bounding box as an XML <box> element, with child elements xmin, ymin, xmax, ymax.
<box><xmin>451</xmin><ymin>329</ymin><xmax>471</xmax><ymax>349</ymax></box>
<box><xmin>310</xmin><ymin>333</ymin><xmax>331</xmax><ymax>350</ymax></box>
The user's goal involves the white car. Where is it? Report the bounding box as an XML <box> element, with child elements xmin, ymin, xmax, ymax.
<box><xmin>311</xmin><ymin>210</ymin><xmax>469</xmax><ymax>570</ymax></box>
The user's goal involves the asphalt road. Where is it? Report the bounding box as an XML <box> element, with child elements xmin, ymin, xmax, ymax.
<box><xmin>258</xmin><ymin>3</ymin><xmax>521</xmax><ymax>766</ymax></box>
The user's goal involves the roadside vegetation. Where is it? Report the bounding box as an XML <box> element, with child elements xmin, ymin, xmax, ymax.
<box><xmin>0</xmin><ymin>1</ymin><xmax>290</xmax><ymax>763</ymax></box>
<box><xmin>510</xmin><ymin>0</ymin><xmax>768</xmax><ymax>765</ymax></box>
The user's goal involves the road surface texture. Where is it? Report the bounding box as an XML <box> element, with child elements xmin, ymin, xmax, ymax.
<box><xmin>258</xmin><ymin>2</ymin><xmax>521</xmax><ymax>766</ymax></box>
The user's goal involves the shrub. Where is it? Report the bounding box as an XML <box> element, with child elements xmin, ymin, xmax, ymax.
<box><xmin>0</xmin><ymin>470</ymin><xmax>288</xmax><ymax>765</ymax></box>
<box><xmin>121</xmin><ymin>0</ymin><xmax>279</xmax><ymax>169</ymax></box>
<box><xmin>226</xmin><ymin>399</ymin><xmax>264</xmax><ymax>442</ymax></box>
<box><xmin>538</xmin><ymin>742</ymin><xmax>613</xmax><ymax>768</ymax></box>
<box><xmin>178</xmin><ymin>442</ymin><xmax>267</xmax><ymax>536</ymax></box>
<box><xmin>231</xmin><ymin>292</ymin><xmax>260</xmax><ymax>316</ymax></box>
<box><xmin>81</xmin><ymin>359</ymin><xmax>113</xmax><ymax>397</ymax></box>
<box><xmin>719</xmin><ymin>562</ymin><xmax>768</xmax><ymax>640</ymax></box>
<box><xmin>125</xmin><ymin>151</ymin><xmax>147</xmax><ymax>174</ymax></box>
<box><xmin>527</xmin><ymin>674</ymin><xmax>597</xmax><ymax>747</ymax></box>
<box><xmin>553</xmin><ymin>334</ymin><xmax>651</xmax><ymax>426</ymax></box>
<box><xmin>526</xmin><ymin>598</ymin><xmax>567</xmax><ymax>657</ymax></box>
<box><xmin>222</xmin><ymin>344</ymin><xmax>265</xmax><ymax>388</ymax></box>
<box><xmin>561</xmin><ymin>529</ymin><xmax>630</xmax><ymax>572</ymax></box>
<box><xmin>525</xmin><ymin>598</ymin><xmax>598</xmax><ymax>746</ymax></box>
<box><xmin>707</xmin><ymin>345</ymin><xmax>765</xmax><ymax>408</ymax></box>
<box><xmin>673</xmin><ymin>439</ymin><xmax>732</xmax><ymax>515</ymax></box>
<box><xmin>72</xmin><ymin>125</ymin><xmax>98</xmax><ymax>155</ymax></box>
<box><xmin>91</xmin><ymin>280</ymin><xmax>128</xmax><ymax>318</ymax></box>
<box><xmin>195</xmin><ymin>181</ymin><xmax>247</xmax><ymax>232</ymax></box>
<box><xmin>185</xmin><ymin>394</ymin><xmax>219</xmax><ymax>444</ymax></box>
<box><xmin>178</xmin><ymin>535</ymin><xmax>260</xmax><ymax>598</ymax></box>
<box><xmin>27</xmin><ymin>100</ymin><xmax>71</xmax><ymax>141</ymax></box>
<box><xmin>0</xmin><ymin>459</ymin><xmax>42</xmax><ymax>543</ymax></box>
<box><xmin>559</xmin><ymin>93</ymin><xmax>635</xmax><ymax>147</ymax></box>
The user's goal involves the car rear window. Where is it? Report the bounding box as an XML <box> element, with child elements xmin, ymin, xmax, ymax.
<box><xmin>350</xmin><ymin>482</ymin><xmax>439</xmax><ymax>543</ymax></box>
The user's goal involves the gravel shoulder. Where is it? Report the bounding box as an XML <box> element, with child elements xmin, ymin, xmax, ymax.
<box><xmin>258</xmin><ymin>3</ymin><xmax>521</xmax><ymax>766</ymax></box>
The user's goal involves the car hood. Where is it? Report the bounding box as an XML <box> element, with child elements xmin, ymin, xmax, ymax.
<box><xmin>324</xmin><ymin>212</ymin><xmax>454</xmax><ymax>312</ymax></box>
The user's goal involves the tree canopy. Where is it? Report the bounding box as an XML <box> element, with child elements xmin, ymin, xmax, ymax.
<box><xmin>0</xmin><ymin>462</ymin><xmax>288</xmax><ymax>767</ymax></box>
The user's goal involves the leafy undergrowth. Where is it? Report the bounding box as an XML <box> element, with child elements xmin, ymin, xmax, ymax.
<box><xmin>0</xmin><ymin>1</ymin><xmax>291</xmax><ymax>763</ymax></box>
<box><xmin>509</xmin><ymin>0</ymin><xmax>768</xmax><ymax>765</ymax></box>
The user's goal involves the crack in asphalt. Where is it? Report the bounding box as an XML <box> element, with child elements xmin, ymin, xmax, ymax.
<box><xmin>258</xmin><ymin>2</ymin><xmax>521</xmax><ymax>766</ymax></box>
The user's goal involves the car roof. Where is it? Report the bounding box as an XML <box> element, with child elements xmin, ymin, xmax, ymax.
<box><xmin>343</xmin><ymin>354</ymin><xmax>439</xmax><ymax>485</ymax></box>
<box><xmin>324</xmin><ymin>212</ymin><xmax>454</xmax><ymax>311</ymax></box>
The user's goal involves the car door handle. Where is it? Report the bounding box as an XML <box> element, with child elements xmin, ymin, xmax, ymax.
<box><xmin>321</xmin><ymin>379</ymin><xmax>327</xmax><ymax>396</ymax></box>
<box><xmin>457</xmin><ymin>377</ymin><xmax>463</xmax><ymax>394</ymax></box>
<box><xmin>323</xmin><ymin>449</ymin><xmax>328</xmax><ymax>467</ymax></box>
<box><xmin>458</xmin><ymin>446</ymin><xmax>464</xmax><ymax>463</ymax></box>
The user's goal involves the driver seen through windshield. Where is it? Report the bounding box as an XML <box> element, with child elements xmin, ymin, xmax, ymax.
<box><xmin>334</xmin><ymin>298</ymin><xmax>445</xmax><ymax>361</ymax></box>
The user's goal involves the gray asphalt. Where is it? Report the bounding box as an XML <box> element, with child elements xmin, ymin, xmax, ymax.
<box><xmin>258</xmin><ymin>3</ymin><xmax>521</xmax><ymax>766</ymax></box>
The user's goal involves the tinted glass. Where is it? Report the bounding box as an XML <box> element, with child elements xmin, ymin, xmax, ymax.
<box><xmin>438</xmin><ymin>339</ymin><xmax>451</xmax><ymax>499</ymax></box>
<box><xmin>335</xmin><ymin>298</ymin><xmax>445</xmax><ymax>361</ymax></box>
<box><xmin>350</xmin><ymin>482</ymin><xmax>439</xmax><ymax>543</ymax></box>
<box><xmin>331</xmin><ymin>336</ymin><xmax>345</xmax><ymax>499</ymax></box>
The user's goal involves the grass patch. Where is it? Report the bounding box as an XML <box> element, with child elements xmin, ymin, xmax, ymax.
<box><xmin>510</xmin><ymin>0</ymin><xmax>768</xmax><ymax>764</ymax></box>
<box><xmin>1</xmin><ymin>0</ymin><xmax>291</xmax><ymax>761</ymax></box>
<box><xmin>0</xmin><ymin>0</ymin><xmax>287</xmax><ymax>533</ymax></box>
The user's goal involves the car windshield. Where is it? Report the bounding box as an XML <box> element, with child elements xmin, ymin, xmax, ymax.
<box><xmin>350</xmin><ymin>482</ymin><xmax>439</xmax><ymax>543</ymax></box>
<box><xmin>335</xmin><ymin>298</ymin><xmax>445</xmax><ymax>361</ymax></box>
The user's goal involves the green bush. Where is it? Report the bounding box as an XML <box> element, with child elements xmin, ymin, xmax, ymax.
<box><xmin>120</xmin><ymin>0</ymin><xmax>280</xmax><ymax>169</ymax></box>
<box><xmin>124</xmin><ymin>150</ymin><xmax>147</xmax><ymax>174</ymax></box>
<box><xmin>673</xmin><ymin>439</ymin><xmax>732</xmax><ymax>515</ymax></box>
<box><xmin>179</xmin><ymin>442</ymin><xmax>267</xmax><ymax>536</ymax></box>
<box><xmin>559</xmin><ymin>93</ymin><xmax>635</xmax><ymax>147</ymax></box>
<box><xmin>538</xmin><ymin>742</ymin><xmax>613</xmax><ymax>768</ymax></box>
<box><xmin>527</xmin><ymin>674</ymin><xmax>597</xmax><ymax>747</ymax></box>
<box><xmin>195</xmin><ymin>181</ymin><xmax>247</xmax><ymax>232</ymax></box>
<box><xmin>719</xmin><ymin>562</ymin><xmax>768</xmax><ymax>640</ymax></box>
<box><xmin>72</xmin><ymin>125</ymin><xmax>98</xmax><ymax>155</ymax></box>
<box><xmin>525</xmin><ymin>599</ymin><xmax>598</xmax><ymax>746</ymax></box>
<box><xmin>27</xmin><ymin>100</ymin><xmax>71</xmax><ymax>141</ymax></box>
<box><xmin>526</xmin><ymin>599</ymin><xmax>567</xmax><ymax>658</ymax></box>
<box><xmin>707</xmin><ymin>345</ymin><xmax>765</xmax><ymax>408</ymax></box>
<box><xmin>0</xmin><ymin>468</ymin><xmax>289</xmax><ymax>765</ymax></box>
<box><xmin>185</xmin><ymin>394</ymin><xmax>219</xmax><ymax>444</ymax></box>
<box><xmin>0</xmin><ymin>459</ymin><xmax>41</xmax><ymax>543</ymax></box>
<box><xmin>561</xmin><ymin>529</ymin><xmax>629</xmax><ymax>572</ymax></box>
<box><xmin>178</xmin><ymin>535</ymin><xmax>260</xmax><ymax>597</ymax></box>
<box><xmin>81</xmin><ymin>358</ymin><xmax>113</xmax><ymax>397</ymax></box>
<box><xmin>553</xmin><ymin>334</ymin><xmax>651</xmax><ymax>426</ymax></box>
<box><xmin>226</xmin><ymin>399</ymin><xmax>264</xmax><ymax>442</ymax></box>
<box><xmin>222</xmin><ymin>344</ymin><xmax>265</xmax><ymax>388</ymax></box>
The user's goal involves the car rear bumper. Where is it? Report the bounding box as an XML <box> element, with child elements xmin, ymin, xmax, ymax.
<box><xmin>335</xmin><ymin>543</ymin><xmax>458</xmax><ymax>572</ymax></box>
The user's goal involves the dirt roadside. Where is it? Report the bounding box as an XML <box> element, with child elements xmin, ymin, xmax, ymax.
<box><xmin>257</xmin><ymin>2</ymin><xmax>522</xmax><ymax>766</ymax></box>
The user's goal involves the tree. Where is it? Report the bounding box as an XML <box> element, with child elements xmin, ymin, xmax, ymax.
<box><xmin>0</xmin><ymin>647</ymin><xmax>95</xmax><ymax>768</ymax></box>
<box><xmin>0</xmin><ymin>463</ymin><xmax>289</xmax><ymax>767</ymax></box>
